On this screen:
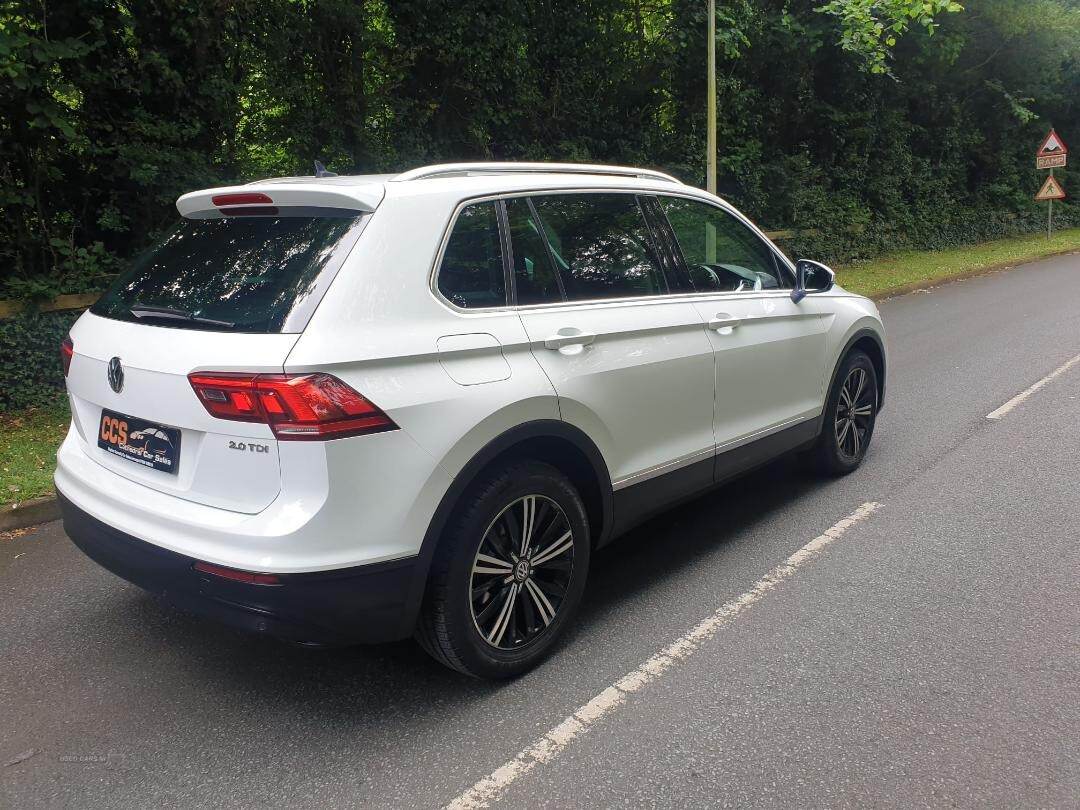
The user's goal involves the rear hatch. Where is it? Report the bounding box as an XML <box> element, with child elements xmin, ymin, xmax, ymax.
<box><xmin>65</xmin><ymin>183</ymin><xmax>377</xmax><ymax>513</ymax></box>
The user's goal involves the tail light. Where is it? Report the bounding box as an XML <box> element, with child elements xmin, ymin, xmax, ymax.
<box><xmin>187</xmin><ymin>372</ymin><xmax>397</xmax><ymax>441</ymax></box>
<box><xmin>61</xmin><ymin>337</ymin><xmax>74</xmax><ymax>377</ymax></box>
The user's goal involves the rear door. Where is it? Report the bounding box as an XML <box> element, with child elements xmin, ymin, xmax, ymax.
<box><xmin>66</xmin><ymin>203</ymin><xmax>368</xmax><ymax>513</ymax></box>
<box><xmin>509</xmin><ymin>193</ymin><xmax>716</xmax><ymax>489</ymax></box>
<box><xmin>655</xmin><ymin>195</ymin><xmax>828</xmax><ymax>448</ymax></box>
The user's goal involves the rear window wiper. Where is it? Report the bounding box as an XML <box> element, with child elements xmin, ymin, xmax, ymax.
<box><xmin>129</xmin><ymin>305</ymin><xmax>236</xmax><ymax>329</ymax></box>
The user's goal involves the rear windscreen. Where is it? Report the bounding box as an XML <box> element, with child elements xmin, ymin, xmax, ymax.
<box><xmin>91</xmin><ymin>213</ymin><xmax>367</xmax><ymax>333</ymax></box>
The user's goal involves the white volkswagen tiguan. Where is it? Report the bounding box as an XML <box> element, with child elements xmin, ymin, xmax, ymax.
<box><xmin>56</xmin><ymin>162</ymin><xmax>886</xmax><ymax>678</ymax></box>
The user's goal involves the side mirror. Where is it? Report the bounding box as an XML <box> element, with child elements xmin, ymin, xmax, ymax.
<box><xmin>790</xmin><ymin>259</ymin><xmax>836</xmax><ymax>303</ymax></box>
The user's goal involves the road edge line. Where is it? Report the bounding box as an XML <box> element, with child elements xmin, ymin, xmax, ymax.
<box><xmin>444</xmin><ymin>500</ymin><xmax>883</xmax><ymax>810</ymax></box>
<box><xmin>986</xmin><ymin>352</ymin><xmax>1080</xmax><ymax>420</ymax></box>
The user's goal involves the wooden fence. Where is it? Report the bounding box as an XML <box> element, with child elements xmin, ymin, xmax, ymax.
<box><xmin>0</xmin><ymin>293</ymin><xmax>100</xmax><ymax>319</ymax></box>
<box><xmin>0</xmin><ymin>230</ymin><xmax>801</xmax><ymax>318</ymax></box>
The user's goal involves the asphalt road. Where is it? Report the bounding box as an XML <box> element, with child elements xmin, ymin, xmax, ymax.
<box><xmin>3</xmin><ymin>253</ymin><xmax>1080</xmax><ymax>808</ymax></box>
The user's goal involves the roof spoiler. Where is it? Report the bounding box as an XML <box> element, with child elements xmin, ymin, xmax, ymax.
<box><xmin>176</xmin><ymin>182</ymin><xmax>384</xmax><ymax>218</ymax></box>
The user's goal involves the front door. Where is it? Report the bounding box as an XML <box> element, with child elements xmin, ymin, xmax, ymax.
<box><xmin>656</xmin><ymin>195</ymin><xmax>828</xmax><ymax>449</ymax></box>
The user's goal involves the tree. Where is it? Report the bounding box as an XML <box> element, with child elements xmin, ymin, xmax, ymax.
<box><xmin>0</xmin><ymin>0</ymin><xmax>1077</xmax><ymax>304</ymax></box>
<box><xmin>816</xmin><ymin>0</ymin><xmax>964</xmax><ymax>75</ymax></box>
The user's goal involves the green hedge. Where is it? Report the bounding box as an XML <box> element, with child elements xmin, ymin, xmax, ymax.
<box><xmin>781</xmin><ymin>203</ymin><xmax>1080</xmax><ymax>266</ymax></box>
<box><xmin>3</xmin><ymin>2</ymin><xmax>1079</xmax><ymax>303</ymax></box>
<box><xmin>0</xmin><ymin>310</ymin><xmax>80</xmax><ymax>411</ymax></box>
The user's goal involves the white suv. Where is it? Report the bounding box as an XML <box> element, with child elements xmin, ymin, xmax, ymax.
<box><xmin>56</xmin><ymin>162</ymin><xmax>886</xmax><ymax>678</ymax></box>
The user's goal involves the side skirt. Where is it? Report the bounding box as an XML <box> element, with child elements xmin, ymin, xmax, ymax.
<box><xmin>607</xmin><ymin>417</ymin><xmax>821</xmax><ymax>543</ymax></box>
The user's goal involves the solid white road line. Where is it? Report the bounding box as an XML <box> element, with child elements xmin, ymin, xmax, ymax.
<box><xmin>986</xmin><ymin>352</ymin><xmax>1080</xmax><ymax>420</ymax></box>
<box><xmin>444</xmin><ymin>501</ymin><xmax>883</xmax><ymax>810</ymax></box>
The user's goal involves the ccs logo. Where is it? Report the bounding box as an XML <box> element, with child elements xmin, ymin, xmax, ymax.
<box><xmin>100</xmin><ymin>415</ymin><xmax>128</xmax><ymax>446</ymax></box>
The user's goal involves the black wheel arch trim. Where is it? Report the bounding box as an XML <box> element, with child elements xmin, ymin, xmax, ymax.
<box><xmin>396</xmin><ymin>419</ymin><xmax>613</xmax><ymax>639</ymax></box>
<box><xmin>831</xmin><ymin>328</ymin><xmax>886</xmax><ymax>413</ymax></box>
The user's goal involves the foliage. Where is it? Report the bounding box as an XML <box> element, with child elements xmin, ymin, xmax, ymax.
<box><xmin>0</xmin><ymin>310</ymin><xmax>78</xmax><ymax>409</ymax></box>
<box><xmin>816</xmin><ymin>0</ymin><xmax>963</xmax><ymax>75</ymax></box>
<box><xmin>0</xmin><ymin>0</ymin><xmax>1078</xmax><ymax>302</ymax></box>
<box><xmin>0</xmin><ymin>398</ymin><xmax>69</xmax><ymax>504</ymax></box>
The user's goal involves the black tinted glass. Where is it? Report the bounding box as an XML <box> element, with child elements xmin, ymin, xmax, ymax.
<box><xmin>437</xmin><ymin>202</ymin><xmax>506</xmax><ymax>309</ymax></box>
<box><xmin>531</xmin><ymin>194</ymin><xmax>665</xmax><ymax>301</ymax></box>
<box><xmin>660</xmin><ymin>197</ymin><xmax>787</xmax><ymax>291</ymax></box>
<box><xmin>91</xmin><ymin>214</ymin><xmax>365</xmax><ymax>333</ymax></box>
<box><xmin>506</xmin><ymin>198</ymin><xmax>563</xmax><ymax>305</ymax></box>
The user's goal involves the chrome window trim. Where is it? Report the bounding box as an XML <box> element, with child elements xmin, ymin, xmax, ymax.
<box><xmin>427</xmin><ymin>186</ymin><xmax>792</xmax><ymax>316</ymax></box>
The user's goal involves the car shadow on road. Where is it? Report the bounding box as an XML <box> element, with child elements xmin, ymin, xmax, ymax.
<box><xmin>1</xmin><ymin>452</ymin><xmax>857</xmax><ymax>805</ymax></box>
<box><xmin>133</xmin><ymin>454</ymin><xmax>817</xmax><ymax>676</ymax></box>
<box><xmin>69</xmin><ymin>453</ymin><xmax>833</xmax><ymax>765</ymax></box>
<box><xmin>560</xmin><ymin>454</ymin><xmax>825</xmax><ymax>651</ymax></box>
<box><xmin>584</xmin><ymin>456</ymin><xmax>816</xmax><ymax>607</ymax></box>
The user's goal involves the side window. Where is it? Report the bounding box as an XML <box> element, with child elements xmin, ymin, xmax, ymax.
<box><xmin>660</xmin><ymin>197</ymin><xmax>789</xmax><ymax>292</ymax></box>
<box><xmin>506</xmin><ymin>198</ymin><xmax>564</xmax><ymax>305</ymax></box>
<box><xmin>436</xmin><ymin>202</ymin><xmax>506</xmax><ymax>308</ymax></box>
<box><xmin>530</xmin><ymin>193</ymin><xmax>667</xmax><ymax>302</ymax></box>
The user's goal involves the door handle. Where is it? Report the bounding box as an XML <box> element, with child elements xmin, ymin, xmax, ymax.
<box><xmin>544</xmin><ymin>330</ymin><xmax>596</xmax><ymax>350</ymax></box>
<box><xmin>708</xmin><ymin>315</ymin><xmax>741</xmax><ymax>331</ymax></box>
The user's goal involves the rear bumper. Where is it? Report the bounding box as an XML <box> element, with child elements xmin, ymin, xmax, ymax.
<box><xmin>59</xmin><ymin>493</ymin><xmax>418</xmax><ymax>644</ymax></box>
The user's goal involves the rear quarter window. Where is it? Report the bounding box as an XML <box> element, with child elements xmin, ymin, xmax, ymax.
<box><xmin>436</xmin><ymin>202</ymin><xmax>507</xmax><ymax>309</ymax></box>
<box><xmin>91</xmin><ymin>213</ymin><xmax>367</xmax><ymax>333</ymax></box>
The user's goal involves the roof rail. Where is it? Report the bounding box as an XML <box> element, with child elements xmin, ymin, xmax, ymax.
<box><xmin>391</xmin><ymin>162</ymin><xmax>681</xmax><ymax>184</ymax></box>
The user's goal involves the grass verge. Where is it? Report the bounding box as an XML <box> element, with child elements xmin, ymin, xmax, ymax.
<box><xmin>1</xmin><ymin>399</ymin><xmax>69</xmax><ymax>507</ymax></box>
<box><xmin>837</xmin><ymin>227</ymin><xmax>1080</xmax><ymax>298</ymax></box>
<box><xmin>3</xmin><ymin>227</ymin><xmax>1080</xmax><ymax>511</ymax></box>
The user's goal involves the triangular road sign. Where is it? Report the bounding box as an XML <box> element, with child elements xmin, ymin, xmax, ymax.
<box><xmin>1035</xmin><ymin>175</ymin><xmax>1066</xmax><ymax>201</ymax></box>
<box><xmin>1036</xmin><ymin>129</ymin><xmax>1068</xmax><ymax>157</ymax></box>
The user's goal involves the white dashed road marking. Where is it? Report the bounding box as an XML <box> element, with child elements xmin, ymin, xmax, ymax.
<box><xmin>445</xmin><ymin>501</ymin><xmax>883</xmax><ymax>810</ymax></box>
<box><xmin>986</xmin><ymin>352</ymin><xmax>1080</xmax><ymax>420</ymax></box>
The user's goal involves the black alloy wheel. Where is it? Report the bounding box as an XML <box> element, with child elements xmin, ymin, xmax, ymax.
<box><xmin>417</xmin><ymin>460</ymin><xmax>590</xmax><ymax>679</ymax></box>
<box><xmin>810</xmin><ymin>349</ymin><xmax>878</xmax><ymax>475</ymax></box>
<box><xmin>469</xmin><ymin>494</ymin><xmax>575</xmax><ymax>649</ymax></box>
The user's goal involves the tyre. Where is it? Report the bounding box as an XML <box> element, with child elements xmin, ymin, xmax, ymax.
<box><xmin>810</xmin><ymin>349</ymin><xmax>878</xmax><ymax>475</ymax></box>
<box><xmin>417</xmin><ymin>460</ymin><xmax>591</xmax><ymax>679</ymax></box>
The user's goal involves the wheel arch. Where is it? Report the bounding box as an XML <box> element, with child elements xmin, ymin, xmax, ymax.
<box><xmin>395</xmin><ymin>420</ymin><xmax>613</xmax><ymax>638</ymax></box>
<box><xmin>831</xmin><ymin>327</ymin><xmax>887</xmax><ymax>413</ymax></box>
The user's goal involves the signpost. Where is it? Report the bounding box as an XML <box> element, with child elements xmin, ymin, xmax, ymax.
<box><xmin>1035</xmin><ymin>129</ymin><xmax>1068</xmax><ymax>239</ymax></box>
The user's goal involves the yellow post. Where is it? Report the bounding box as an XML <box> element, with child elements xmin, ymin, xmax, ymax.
<box><xmin>707</xmin><ymin>0</ymin><xmax>716</xmax><ymax>196</ymax></box>
<box><xmin>706</xmin><ymin>0</ymin><xmax>717</xmax><ymax>263</ymax></box>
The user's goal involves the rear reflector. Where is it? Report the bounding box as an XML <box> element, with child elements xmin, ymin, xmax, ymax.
<box><xmin>61</xmin><ymin>337</ymin><xmax>74</xmax><ymax>377</ymax></box>
<box><xmin>211</xmin><ymin>192</ymin><xmax>273</xmax><ymax>207</ymax></box>
<box><xmin>188</xmin><ymin>372</ymin><xmax>397</xmax><ymax>440</ymax></box>
<box><xmin>193</xmin><ymin>561</ymin><xmax>280</xmax><ymax>585</ymax></box>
